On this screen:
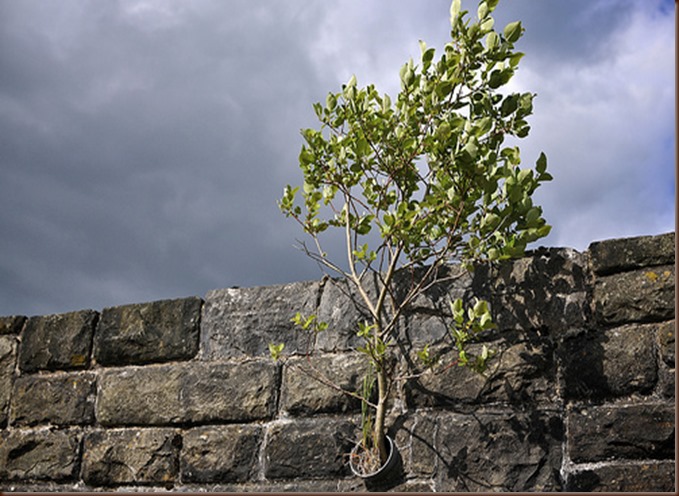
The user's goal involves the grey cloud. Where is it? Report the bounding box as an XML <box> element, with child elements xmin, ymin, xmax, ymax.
<box><xmin>0</xmin><ymin>0</ymin><xmax>674</xmax><ymax>316</ymax></box>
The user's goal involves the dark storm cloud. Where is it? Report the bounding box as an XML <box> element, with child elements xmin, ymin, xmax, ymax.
<box><xmin>0</xmin><ymin>0</ymin><xmax>674</xmax><ymax>316</ymax></box>
<box><xmin>0</xmin><ymin>0</ymin><xmax>329</xmax><ymax>315</ymax></box>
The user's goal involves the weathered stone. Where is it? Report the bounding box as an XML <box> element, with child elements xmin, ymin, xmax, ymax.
<box><xmin>657</xmin><ymin>320</ymin><xmax>675</xmax><ymax>367</ymax></box>
<box><xmin>181</xmin><ymin>425</ymin><xmax>262</xmax><ymax>483</ymax></box>
<box><xmin>18</xmin><ymin>310</ymin><xmax>97</xmax><ymax>372</ymax></box>
<box><xmin>589</xmin><ymin>231</ymin><xmax>675</xmax><ymax>275</ymax></box>
<box><xmin>81</xmin><ymin>428</ymin><xmax>181</xmax><ymax>486</ymax></box>
<box><xmin>394</xmin><ymin>414</ymin><xmax>437</xmax><ymax>477</ymax></box>
<box><xmin>96</xmin><ymin>360</ymin><xmax>278</xmax><ymax>426</ymax></box>
<box><xmin>407</xmin><ymin>339</ymin><xmax>557</xmax><ymax>408</ymax></box>
<box><xmin>0</xmin><ymin>429</ymin><xmax>81</xmax><ymax>481</ymax></box>
<box><xmin>10</xmin><ymin>372</ymin><xmax>96</xmax><ymax>426</ymax></box>
<box><xmin>397</xmin><ymin>265</ymin><xmax>475</xmax><ymax>348</ymax></box>
<box><xmin>315</xmin><ymin>277</ymin><xmax>374</xmax><ymax>352</ymax></box>
<box><xmin>264</xmin><ymin>418</ymin><xmax>356</xmax><ymax>479</ymax></box>
<box><xmin>593</xmin><ymin>265</ymin><xmax>675</xmax><ymax>325</ymax></box>
<box><xmin>97</xmin><ymin>365</ymin><xmax>183</xmax><ymax>426</ymax></box>
<box><xmin>0</xmin><ymin>315</ymin><xmax>25</xmax><ymax>335</ymax></box>
<box><xmin>0</xmin><ymin>336</ymin><xmax>17</xmax><ymax>426</ymax></box>
<box><xmin>201</xmin><ymin>281</ymin><xmax>319</xmax><ymax>359</ymax></box>
<box><xmin>560</xmin><ymin>324</ymin><xmax>657</xmax><ymax>400</ymax></box>
<box><xmin>568</xmin><ymin>403</ymin><xmax>675</xmax><ymax>463</ymax></box>
<box><xmin>435</xmin><ymin>409</ymin><xmax>563</xmax><ymax>491</ymax></box>
<box><xmin>658</xmin><ymin>366</ymin><xmax>675</xmax><ymax>398</ymax></box>
<box><xmin>567</xmin><ymin>461</ymin><xmax>675</xmax><ymax>492</ymax></box>
<box><xmin>281</xmin><ymin>353</ymin><xmax>369</xmax><ymax>416</ymax></box>
<box><xmin>472</xmin><ymin>248</ymin><xmax>588</xmax><ymax>335</ymax></box>
<box><xmin>94</xmin><ymin>297</ymin><xmax>201</xmax><ymax>366</ymax></box>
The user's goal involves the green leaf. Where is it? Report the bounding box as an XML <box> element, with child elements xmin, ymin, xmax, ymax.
<box><xmin>486</xmin><ymin>31</ymin><xmax>499</xmax><ymax>50</ymax></box>
<box><xmin>269</xmin><ymin>342</ymin><xmax>285</xmax><ymax>361</ymax></box>
<box><xmin>481</xmin><ymin>212</ymin><xmax>500</xmax><ymax>230</ymax></box>
<box><xmin>480</xmin><ymin>17</ymin><xmax>494</xmax><ymax>33</ymax></box>
<box><xmin>450</xmin><ymin>0</ymin><xmax>461</xmax><ymax>26</ymax></box>
<box><xmin>509</xmin><ymin>52</ymin><xmax>525</xmax><ymax>67</ymax></box>
<box><xmin>435</xmin><ymin>80</ymin><xmax>453</xmax><ymax>99</ymax></box>
<box><xmin>503</xmin><ymin>21</ymin><xmax>522</xmax><ymax>43</ymax></box>
<box><xmin>326</xmin><ymin>93</ymin><xmax>336</xmax><ymax>110</ymax></box>
<box><xmin>477</xmin><ymin>1</ymin><xmax>488</xmax><ymax>20</ymax></box>
<box><xmin>536</xmin><ymin>152</ymin><xmax>547</xmax><ymax>174</ymax></box>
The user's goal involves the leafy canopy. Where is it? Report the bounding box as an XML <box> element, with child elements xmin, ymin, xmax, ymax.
<box><xmin>280</xmin><ymin>0</ymin><xmax>552</xmax><ymax>277</ymax></box>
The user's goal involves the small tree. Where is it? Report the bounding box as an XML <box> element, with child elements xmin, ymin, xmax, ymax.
<box><xmin>274</xmin><ymin>0</ymin><xmax>552</xmax><ymax>472</ymax></box>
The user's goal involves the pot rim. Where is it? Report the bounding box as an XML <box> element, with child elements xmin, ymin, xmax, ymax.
<box><xmin>349</xmin><ymin>434</ymin><xmax>395</xmax><ymax>479</ymax></box>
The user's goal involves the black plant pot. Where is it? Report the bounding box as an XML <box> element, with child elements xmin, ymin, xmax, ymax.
<box><xmin>349</xmin><ymin>435</ymin><xmax>403</xmax><ymax>491</ymax></box>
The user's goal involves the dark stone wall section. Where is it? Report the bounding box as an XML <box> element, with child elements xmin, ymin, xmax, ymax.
<box><xmin>0</xmin><ymin>232</ymin><xmax>675</xmax><ymax>492</ymax></box>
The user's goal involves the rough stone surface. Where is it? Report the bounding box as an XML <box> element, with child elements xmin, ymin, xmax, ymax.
<box><xmin>568</xmin><ymin>403</ymin><xmax>675</xmax><ymax>463</ymax></box>
<box><xmin>0</xmin><ymin>316</ymin><xmax>25</xmax><ymax>335</ymax></box>
<box><xmin>0</xmin><ymin>429</ymin><xmax>81</xmax><ymax>481</ymax></box>
<box><xmin>407</xmin><ymin>338</ymin><xmax>557</xmax><ymax>408</ymax></box>
<box><xmin>472</xmin><ymin>248</ymin><xmax>588</xmax><ymax>335</ymax></box>
<box><xmin>18</xmin><ymin>310</ymin><xmax>98</xmax><ymax>372</ymax></box>
<box><xmin>592</xmin><ymin>265</ymin><xmax>675</xmax><ymax>325</ymax></box>
<box><xmin>201</xmin><ymin>281</ymin><xmax>319</xmax><ymax>359</ymax></box>
<box><xmin>0</xmin><ymin>232</ymin><xmax>674</xmax><ymax>492</ymax></box>
<box><xmin>264</xmin><ymin>418</ymin><xmax>356</xmax><ymax>480</ymax></box>
<box><xmin>567</xmin><ymin>461</ymin><xmax>675</xmax><ymax>492</ymax></box>
<box><xmin>316</xmin><ymin>275</ymin><xmax>397</xmax><ymax>352</ymax></box>
<box><xmin>81</xmin><ymin>428</ymin><xmax>181</xmax><ymax>486</ymax></box>
<box><xmin>0</xmin><ymin>336</ymin><xmax>17</xmax><ymax>426</ymax></box>
<box><xmin>435</xmin><ymin>409</ymin><xmax>563</xmax><ymax>491</ymax></box>
<box><xmin>97</xmin><ymin>360</ymin><xmax>278</xmax><ymax>426</ymax></box>
<box><xmin>560</xmin><ymin>324</ymin><xmax>657</xmax><ymax>400</ymax></box>
<box><xmin>589</xmin><ymin>231</ymin><xmax>675</xmax><ymax>275</ymax></box>
<box><xmin>94</xmin><ymin>297</ymin><xmax>201</xmax><ymax>366</ymax></box>
<box><xmin>657</xmin><ymin>319</ymin><xmax>675</xmax><ymax>367</ymax></box>
<box><xmin>181</xmin><ymin>425</ymin><xmax>262</xmax><ymax>483</ymax></box>
<box><xmin>394</xmin><ymin>414</ymin><xmax>437</xmax><ymax>477</ymax></box>
<box><xmin>281</xmin><ymin>353</ymin><xmax>369</xmax><ymax>416</ymax></box>
<box><xmin>10</xmin><ymin>372</ymin><xmax>96</xmax><ymax>426</ymax></box>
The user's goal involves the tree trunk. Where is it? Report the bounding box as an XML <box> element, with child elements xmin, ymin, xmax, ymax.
<box><xmin>373</xmin><ymin>364</ymin><xmax>389</xmax><ymax>463</ymax></box>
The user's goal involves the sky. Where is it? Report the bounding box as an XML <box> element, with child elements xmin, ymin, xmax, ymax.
<box><xmin>0</xmin><ymin>0</ymin><xmax>675</xmax><ymax>317</ymax></box>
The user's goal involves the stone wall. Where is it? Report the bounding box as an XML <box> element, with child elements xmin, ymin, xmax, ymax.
<box><xmin>0</xmin><ymin>232</ymin><xmax>674</xmax><ymax>492</ymax></box>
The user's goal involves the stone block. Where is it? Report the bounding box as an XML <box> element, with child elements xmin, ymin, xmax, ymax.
<box><xmin>0</xmin><ymin>428</ymin><xmax>81</xmax><ymax>481</ymax></box>
<box><xmin>201</xmin><ymin>281</ymin><xmax>319</xmax><ymax>359</ymax></box>
<box><xmin>566</xmin><ymin>461</ymin><xmax>675</xmax><ymax>492</ymax></box>
<box><xmin>10</xmin><ymin>372</ymin><xmax>96</xmax><ymax>426</ymax></box>
<box><xmin>589</xmin><ymin>231</ymin><xmax>675</xmax><ymax>275</ymax></box>
<box><xmin>568</xmin><ymin>403</ymin><xmax>675</xmax><ymax>463</ymax></box>
<box><xmin>315</xmin><ymin>277</ymin><xmax>373</xmax><ymax>352</ymax></box>
<box><xmin>593</xmin><ymin>265</ymin><xmax>675</xmax><ymax>325</ymax></box>
<box><xmin>435</xmin><ymin>409</ymin><xmax>563</xmax><ymax>491</ymax></box>
<box><xmin>96</xmin><ymin>360</ymin><xmax>278</xmax><ymax>426</ymax></box>
<box><xmin>18</xmin><ymin>310</ymin><xmax>98</xmax><ymax>372</ymax></box>
<box><xmin>0</xmin><ymin>336</ymin><xmax>17</xmax><ymax>426</ymax></box>
<box><xmin>181</xmin><ymin>425</ymin><xmax>262</xmax><ymax>483</ymax></box>
<box><xmin>280</xmin><ymin>353</ymin><xmax>369</xmax><ymax>416</ymax></box>
<box><xmin>94</xmin><ymin>297</ymin><xmax>201</xmax><ymax>366</ymax></box>
<box><xmin>471</xmin><ymin>248</ymin><xmax>588</xmax><ymax>335</ymax></box>
<box><xmin>407</xmin><ymin>339</ymin><xmax>557</xmax><ymax>408</ymax></box>
<box><xmin>560</xmin><ymin>324</ymin><xmax>657</xmax><ymax>400</ymax></box>
<box><xmin>657</xmin><ymin>319</ymin><xmax>675</xmax><ymax>367</ymax></box>
<box><xmin>0</xmin><ymin>316</ymin><xmax>25</xmax><ymax>335</ymax></box>
<box><xmin>393</xmin><ymin>414</ymin><xmax>437</xmax><ymax>477</ymax></box>
<box><xmin>81</xmin><ymin>428</ymin><xmax>181</xmax><ymax>486</ymax></box>
<box><xmin>264</xmin><ymin>418</ymin><xmax>356</xmax><ymax>479</ymax></box>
